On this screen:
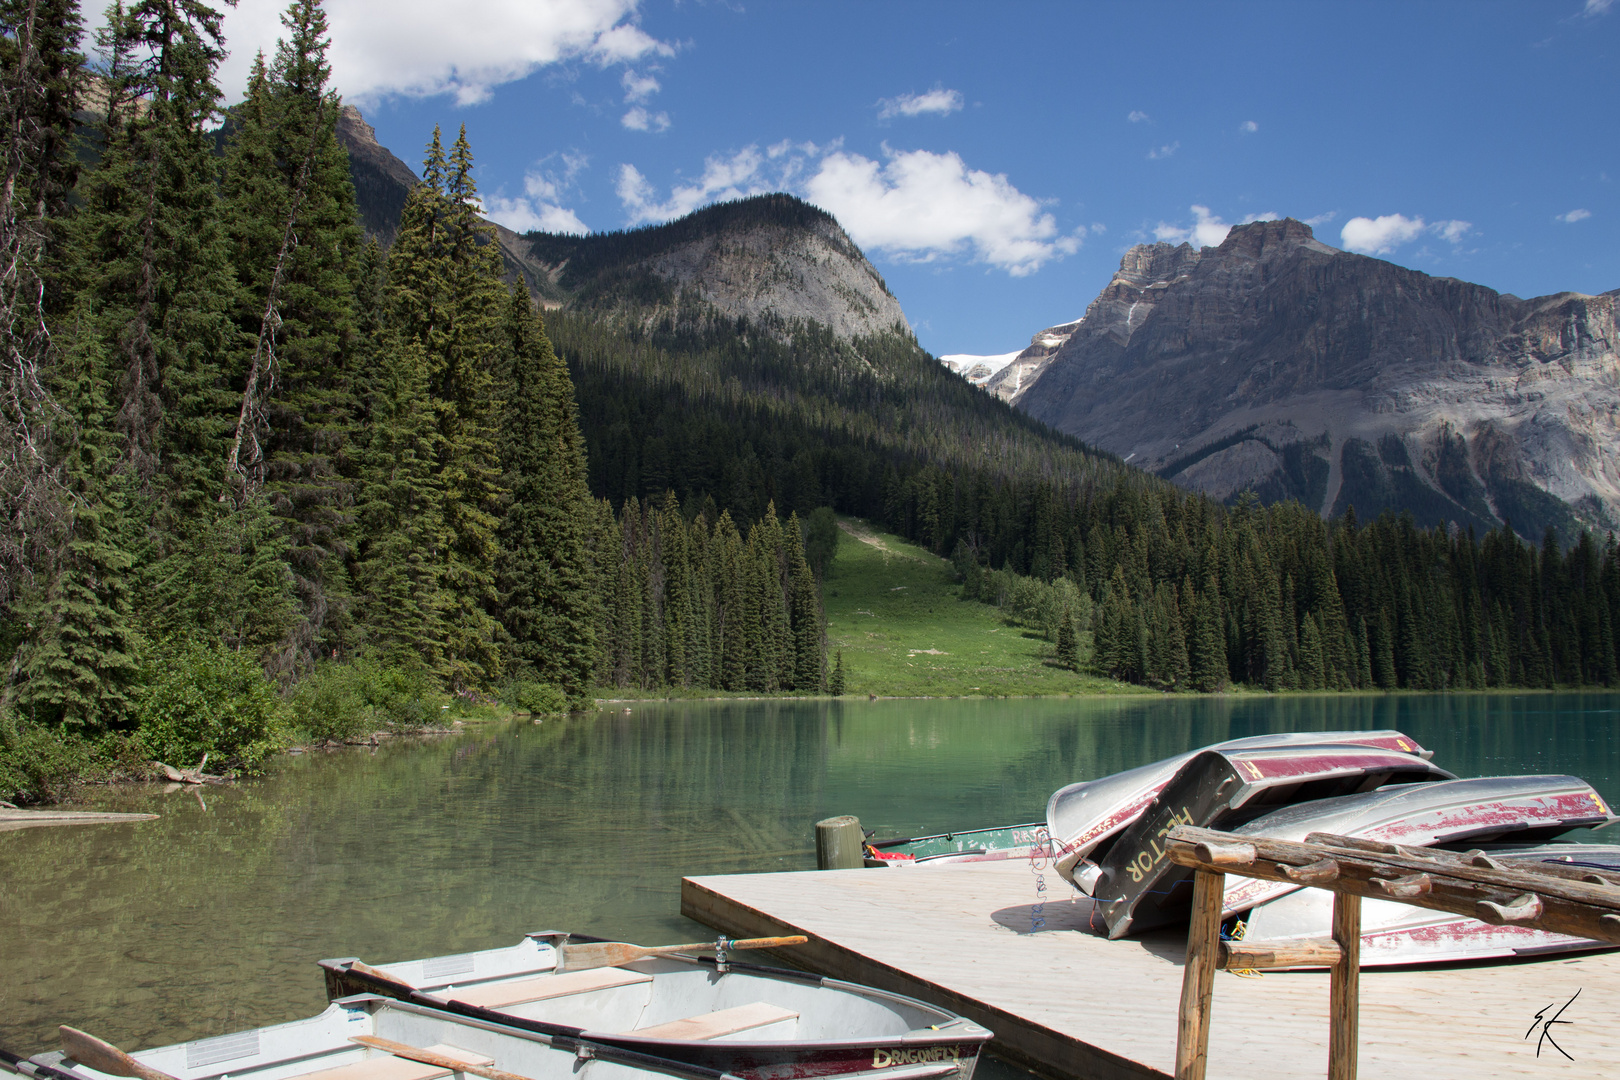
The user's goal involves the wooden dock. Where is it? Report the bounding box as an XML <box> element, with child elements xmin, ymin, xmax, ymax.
<box><xmin>682</xmin><ymin>860</ymin><xmax>1619</xmax><ymax>1080</ymax></box>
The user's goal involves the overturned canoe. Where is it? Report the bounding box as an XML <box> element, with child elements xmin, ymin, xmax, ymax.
<box><xmin>1235</xmin><ymin>842</ymin><xmax>1620</xmax><ymax>967</ymax></box>
<box><xmin>1044</xmin><ymin>730</ymin><xmax>1432</xmax><ymax>888</ymax></box>
<box><xmin>320</xmin><ymin>934</ymin><xmax>990</xmax><ymax>1079</ymax></box>
<box><xmin>1091</xmin><ymin>743</ymin><xmax>1454</xmax><ymax>938</ymax></box>
<box><xmin>1221</xmin><ymin>774</ymin><xmax>1617</xmax><ymax>916</ymax></box>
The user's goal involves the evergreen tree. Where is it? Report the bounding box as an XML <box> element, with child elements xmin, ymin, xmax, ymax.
<box><xmin>828</xmin><ymin>649</ymin><xmax>845</xmax><ymax>696</ymax></box>
<box><xmin>386</xmin><ymin>125</ymin><xmax>506</xmax><ymax>690</ymax></box>
<box><xmin>8</xmin><ymin>319</ymin><xmax>138</xmax><ymax>729</ymax></box>
<box><xmin>785</xmin><ymin>512</ymin><xmax>823</xmax><ymax>691</ymax></box>
<box><xmin>1055</xmin><ymin>610</ymin><xmax>1079</xmax><ymax>671</ymax></box>
<box><xmin>72</xmin><ymin>0</ymin><xmax>236</xmax><ymax>502</ymax></box>
<box><xmin>350</xmin><ymin>336</ymin><xmax>444</xmax><ymax>672</ymax></box>
<box><xmin>218</xmin><ymin>0</ymin><xmax>362</xmax><ymax>668</ymax></box>
<box><xmin>0</xmin><ymin>0</ymin><xmax>84</xmax><ymax>605</ymax></box>
<box><xmin>495</xmin><ymin>286</ymin><xmax>595</xmax><ymax>699</ymax></box>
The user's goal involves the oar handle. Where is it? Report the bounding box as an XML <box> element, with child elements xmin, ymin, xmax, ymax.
<box><xmin>58</xmin><ymin>1029</ymin><xmax>178</xmax><ymax>1080</ymax></box>
<box><xmin>653</xmin><ymin>935</ymin><xmax>809</xmax><ymax>954</ymax></box>
<box><xmin>346</xmin><ymin>961</ymin><xmax>420</xmax><ymax>996</ymax></box>
<box><xmin>349</xmin><ymin>1037</ymin><xmax>533</xmax><ymax>1080</ymax></box>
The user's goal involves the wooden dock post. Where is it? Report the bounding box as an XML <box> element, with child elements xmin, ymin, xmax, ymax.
<box><xmin>1175</xmin><ymin>868</ymin><xmax>1224</xmax><ymax>1080</ymax></box>
<box><xmin>1328</xmin><ymin>892</ymin><xmax>1361</xmax><ymax>1080</ymax></box>
<box><xmin>815</xmin><ymin>815</ymin><xmax>863</xmax><ymax>870</ymax></box>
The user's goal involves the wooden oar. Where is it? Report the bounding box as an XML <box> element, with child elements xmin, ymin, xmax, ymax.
<box><xmin>557</xmin><ymin>935</ymin><xmax>808</xmax><ymax>972</ymax></box>
<box><xmin>58</xmin><ymin>1028</ymin><xmax>178</xmax><ymax>1080</ymax></box>
<box><xmin>348</xmin><ymin>1037</ymin><xmax>535</xmax><ymax>1080</ymax></box>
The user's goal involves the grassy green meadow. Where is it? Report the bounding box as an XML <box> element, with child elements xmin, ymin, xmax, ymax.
<box><xmin>823</xmin><ymin>519</ymin><xmax>1152</xmax><ymax>698</ymax></box>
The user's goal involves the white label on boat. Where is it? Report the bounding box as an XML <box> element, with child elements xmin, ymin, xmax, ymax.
<box><xmin>423</xmin><ymin>953</ymin><xmax>477</xmax><ymax>980</ymax></box>
<box><xmin>186</xmin><ymin>1031</ymin><xmax>260</xmax><ymax>1069</ymax></box>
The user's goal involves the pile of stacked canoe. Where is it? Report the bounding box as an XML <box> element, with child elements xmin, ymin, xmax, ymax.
<box><xmin>3</xmin><ymin>935</ymin><xmax>991</xmax><ymax>1080</ymax></box>
<box><xmin>866</xmin><ymin>730</ymin><xmax>1620</xmax><ymax>967</ymax></box>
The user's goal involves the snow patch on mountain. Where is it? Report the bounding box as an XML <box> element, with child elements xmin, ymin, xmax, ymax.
<box><xmin>939</xmin><ymin>350</ymin><xmax>1022</xmax><ymax>386</ymax></box>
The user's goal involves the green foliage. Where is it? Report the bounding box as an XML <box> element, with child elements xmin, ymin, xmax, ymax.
<box><xmin>0</xmin><ymin>706</ymin><xmax>140</xmax><ymax>802</ymax></box>
<box><xmin>288</xmin><ymin>654</ymin><xmax>436</xmax><ymax>742</ymax></box>
<box><xmin>496</xmin><ymin>286</ymin><xmax>596</xmax><ymax>696</ymax></box>
<box><xmin>828</xmin><ymin>650</ymin><xmax>845</xmax><ymax>695</ymax></box>
<box><xmin>804</xmin><ymin>506</ymin><xmax>839</xmax><ymax>580</ymax></box>
<box><xmin>132</xmin><ymin>641</ymin><xmax>287</xmax><ymax>772</ymax></box>
<box><xmin>502</xmin><ymin>680</ymin><xmax>569</xmax><ymax>715</ymax></box>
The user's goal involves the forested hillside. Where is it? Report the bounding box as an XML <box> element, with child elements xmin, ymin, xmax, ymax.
<box><xmin>4</xmin><ymin>0</ymin><xmax>1620</xmax><ymax>804</ymax></box>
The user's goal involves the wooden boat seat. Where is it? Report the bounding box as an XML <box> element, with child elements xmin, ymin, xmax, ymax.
<box><xmin>302</xmin><ymin>1044</ymin><xmax>494</xmax><ymax>1080</ymax></box>
<box><xmin>443</xmin><ymin>966</ymin><xmax>653</xmax><ymax>1009</ymax></box>
<box><xmin>626</xmin><ymin>1002</ymin><xmax>799</xmax><ymax>1041</ymax></box>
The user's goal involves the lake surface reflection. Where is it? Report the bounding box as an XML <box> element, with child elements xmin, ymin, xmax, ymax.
<box><xmin>2</xmin><ymin>693</ymin><xmax>1617</xmax><ymax>1054</ymax></box>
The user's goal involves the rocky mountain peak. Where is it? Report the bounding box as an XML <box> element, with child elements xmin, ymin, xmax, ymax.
<box><xmin>1214</xmin><ymin>217</ymin><xmax>1336</xmax><ymax>259</ymax></box>
<box><xmin>519</xmin><ymin>194</ymin><xmax>910</xmax><ymax>341</ymax></box>
<box><xmin>998</xmin><ymin>223</ymin><xmax>1619</xmax><ymax>542</ymax></box>
<box><xmin>1114</xmin><ymin>240</ymin><xmax>1203</xmax><ymax>287</ymax></box>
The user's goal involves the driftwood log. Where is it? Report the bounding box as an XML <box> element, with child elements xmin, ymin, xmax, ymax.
<box><xmin>154</xmin><ymin>754</ymin><xmax>227</xmax><ymax>785</ymax></box>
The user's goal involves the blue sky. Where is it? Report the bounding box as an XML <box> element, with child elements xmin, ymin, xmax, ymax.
<box><xmin>199</xmin><ymin>0</ymin><xmax>1616</xmax><ymax>357</ymax></box>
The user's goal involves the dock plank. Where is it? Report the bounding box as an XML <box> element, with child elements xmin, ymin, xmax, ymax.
<box><xmin>682</xmin><ymin>861</ymin><xmax>1619</xmax><ymax>1080</ymax></box>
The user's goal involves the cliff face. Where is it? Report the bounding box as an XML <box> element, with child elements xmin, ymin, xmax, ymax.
<box><xmin>1009</xmin><ymin>219</ymin><xmax>1620</xmax><ymax>541</ymax></box>
<box><xmin>334</xmin><ymin>109</ymin><xmax>907</xmax><ymax>343</ymax></box>
<box><xmin>517</xmin><ymin>194</ymin><xmax>909</xmax><ymax>341</ymax></box>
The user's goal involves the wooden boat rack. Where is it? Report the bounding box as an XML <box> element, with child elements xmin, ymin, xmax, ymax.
<box><xmin>1164</xmin><ymin>824</ymin><xmax>1620</xmax><ymax>1080</ymax></box>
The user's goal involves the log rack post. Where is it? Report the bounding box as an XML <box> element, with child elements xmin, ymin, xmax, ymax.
<box><xmin>1328</xmin><ymin>891</ymin><xmax>1361</xmax><ymax>1080</ymax></box>
<box><xmin>1175</xmin><ymin>868</ymin><xmax>1224</xmax><ymax>1080</ymax></box>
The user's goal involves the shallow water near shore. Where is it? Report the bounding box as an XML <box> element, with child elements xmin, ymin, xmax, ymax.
<box><xmin>2</xmin><ymin>692</ymin><xmax>1617</xmax><ymax>1055</ymax></box>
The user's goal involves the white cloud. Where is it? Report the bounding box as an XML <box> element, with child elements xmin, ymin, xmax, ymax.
<box><xmin>804</xmin><ymin>148</ymin><xmax>1081</xmax><ymax>275</ymax></box>
<box><xmin>1303</xmin><ymin>211</ymin><xmax>1337</xmax><ymax>227</ymax></box>
<box><xmin>1148</xmin><ymin>141</ymin><xmax>1179</xmax><ymax>159</ymax></box>
<box><xmin>1557</xmin><ymin>208</ymin><xmax>1592</xmax><ymax>223</ymax></box>
<box><xmin>621</xmin><ymin>70</ymin><xmax>661</xmax><ymax>102</ymax></box>
<box><xmin>485</xmin><ymin>195</ymin><xmax>589</xmax><ymax>234</ymax></box>
<box><xmin>617</xmin><ymin>147</ymin><xmax>770</xmax><ymax>222</ymax></box>
<box><xmin>1433</xmin><ymin>219</ymin><xmax>1472</xmax><ymax>243</ymax></box>
<box><xmin>877</xmin><ymin>88</ymin><xmax>965</xmax><ymax>120</ymax></box>
<box><xmin>1153</xmin><ymin>206</ymin><xmax>1277</xmax><ymax>248</ymax></box>
<box><xmin>1241</xmin><ymin>120</ymin><xmax>1259</xmax><ymax>133</ymax></box>
<box><xmin>1340</xmin><ymin>213</ymin><xmax>1472</xmax><ymax>254</ymax></box>
<box><xmin>617</xmin><ymin>142</ymin><xmax>1082</xmax><ymax>276</ymax></box>
<box><xmin>484</xmin><ymin>155</ymin><xmax>591</xmax><ymax>235</ymax></box>
<box><xmin>169</xmin><ymin>0</ymin><xmax>676</xmax><ymax>106</ymax></box>
<box><xmin>1128</xmin><ymin>110</ymin><xmax>1150</xmax><ymax>123</ymax></box>
<box><xmin>621</xmin><ymin>106</ymin><xmax>670</xmax><ymax>132</ymax></box>
<box><xmin>1582</xmin><ymin>0</ymin><xmax>1613</xmax><ymax>16</ymax></box>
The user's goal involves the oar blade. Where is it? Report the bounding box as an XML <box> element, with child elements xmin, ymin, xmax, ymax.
<box><xmin>58</xmin><ymin>1029</ymin><xmax>177</xmax><ymax>1080</ymax></box>
<box><xmin>556</xmin><ymin>941</ymin><xmax>646</xmax><ymax>971</ymax></box>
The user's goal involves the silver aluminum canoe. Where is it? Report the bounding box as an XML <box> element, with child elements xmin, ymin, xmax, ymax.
<box><xmin>1045</xmin><ymin>730</ymin><xmax>1431</xmax><ymax>889</ymax></box>
<box><xmin>22</xmin><ymin>993</ymin><xmax>825</xmax><ymax>1080</ymax></box>
<box><xmin>1223</xmin><ymin>774</ymin><xmax>1618</xmax><ymax>916</ymax></box>
<box><xmin>1236</xmin><ymin>842</ymin><xmax>1620</xmax><ymax>967</ymax></box>
<box><xmin>1091</xmin><ymin>743</ymin><xmax>1454</xmax><ymax>939</ymax></box>
<box><xmin>320</xmin><ymin>934</ymin><xmax>990</xmax><ymax>1080</ymax></box>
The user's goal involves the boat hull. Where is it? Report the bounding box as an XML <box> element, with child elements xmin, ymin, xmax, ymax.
<box><xmin>26</xmin><ymin>994</ymin><xmax>914</xmax><ymax>1080</ymax></box>
<box><xmin>1234</xmin><ymin>843</ymin><xmax>1620</xmax><ymax>967</ymax></box>
<box><xmin>1221</xmin><ymin>774</ymin><xmax>1617</xmax><ymax>916</ymax></box>
<box><xmin>320</xmin><ymin>935</ymin><xmax>990</xmax><ymax>1080</ymax></box>
<box><xmin>863</xmin><ymin>822</ymin><xmax>1048</xmax><ymax>867</ymax></box>
<box><xmin>1044</xmin><ymin>730</ymin><xmax>1432</xmax><ymax>887</ymax></box>
<box><xmin>1092</xmin><ymin>744</ymin><xmax>1454</xmax><ymax>938</ymax></box>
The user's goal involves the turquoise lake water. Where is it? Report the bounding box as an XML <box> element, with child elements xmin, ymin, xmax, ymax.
<box><xmin>1</xmin><ymin>692</ymin><xmax>1616</xmax><ymax>1055</ymax></box>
